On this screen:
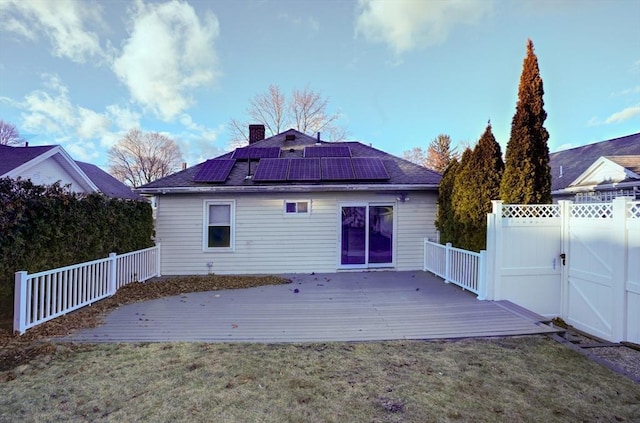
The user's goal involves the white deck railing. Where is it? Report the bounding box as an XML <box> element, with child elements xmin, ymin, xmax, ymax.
<box><xmin>424</xmin><ymin>240</ymin><xmax>486</xmax><ymax>299</ymax></box>
<box><xmin>13</xmin><ymin>244</ymin><xmax>160</xmax><ymax>334</ymax></box>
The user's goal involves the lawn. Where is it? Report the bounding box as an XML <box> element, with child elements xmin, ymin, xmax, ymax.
<box><xmin>1</xmin><ymin>275</ymin><xmax>639</xmax><ymax>422</ymax></box>
<box><xmin>1</xmin><ymin>337</ymin><xmax>639</xmax><ymax>422</ymax></box>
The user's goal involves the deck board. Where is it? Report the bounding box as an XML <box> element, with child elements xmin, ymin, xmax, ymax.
<box><xmin>61</xmin><ymin>271</ymin><xmax>560</xmax><ymax>343</ymax></box>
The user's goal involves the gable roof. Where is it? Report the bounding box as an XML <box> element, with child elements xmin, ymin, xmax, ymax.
<box><xmin>549</xmin><ymin>132</ymin><xmax>640</xmax><ymax>193</ymax></box>
<box><xmin>138</xmin><ymin>129</ymin><xmax>441</xmax><ymax>194</ymax></box>
<box><xmin>568</xmin><ymin>155</ymin><xmax>640</xmax><ymax>191</ymax></box>
<box><xmin>76</xmin><ymin>162</ymin><xmax>143</xmax><ymax>200</ymax></box>
<box><xmin>0</xmin><ymin>144</ymin><xmax>57</xmax><ymax>175</ymax></box>
<box><xmin>0</xmin><ymin>144</ymin><xmax>142</xmax><ymax>200</ymax></box>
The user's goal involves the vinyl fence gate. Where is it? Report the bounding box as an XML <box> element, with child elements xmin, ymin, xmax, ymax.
<box><xmin>485</xmin><ymin>197</ymin><xmax>639</xmax><ymax>344</ymax></box>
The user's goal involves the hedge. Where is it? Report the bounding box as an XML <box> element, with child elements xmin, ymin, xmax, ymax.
<box><xmin>0</xmin><ymin>177</ymin><xmax>154</xmax><ymax>319</ymax></box>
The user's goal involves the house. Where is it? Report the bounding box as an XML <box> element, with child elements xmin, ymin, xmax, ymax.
<box><xmin>549</xmin><ymin>132</ymin><xmax>640</xmax><ymax>202</ymax></box>
<box><xmin>0</xmin><ymin>144</ymin><xmax>141</xmax><ymax>200</ymax></box>
<box><xmin>136</xmin><ymin>127</ymin><xmax>442</xmax><ymax>275</ymax></box>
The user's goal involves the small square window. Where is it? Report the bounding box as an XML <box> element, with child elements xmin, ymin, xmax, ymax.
<box><xmin>284</xmin><ymin>200</ymin><xmax>310</xmax><ymax>215</ymax></box>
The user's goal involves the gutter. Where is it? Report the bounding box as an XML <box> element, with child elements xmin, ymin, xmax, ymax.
<box><xmin>135</xmin><ymin>184</ymin><xmax>439</xmax><ymax>195</ymax></box>
<box><xmin>552</xmin><ymin>180</ymin><xmax>640</xmax><ymax>196</ymax></box>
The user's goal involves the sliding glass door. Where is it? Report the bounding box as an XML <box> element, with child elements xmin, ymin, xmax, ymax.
<box><xmin>340</xmin><ymin>204</ymin><xmax>394</xmax><ymax>267</ymax></box>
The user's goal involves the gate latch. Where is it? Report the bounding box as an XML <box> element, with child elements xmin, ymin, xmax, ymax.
<box><xmin>560</xmin><ymin>253</ymin><xmax>566</xmax><ymax>266</ymax></box>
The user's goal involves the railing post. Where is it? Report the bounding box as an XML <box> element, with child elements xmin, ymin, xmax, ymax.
<box><xmin>477</xmin><ymin>250</ymin><xmax>487</xmax><ymax>300</ymax></box>
<box><xmin>155</xmin><ymin>243</ymin><xmax>161</xmax><ymax>277</ymax></box>
<box><xmin>13</xmin><ymin>271</ymin><xmax>28</xmax><ymax>334</ymax></box>
<box><xmin>108</xmin><ymin>253</ymin><xmax>117</xmax><ymax>295</ymax></box>
<box><xmin>445</xmin><ymin>242</ymin><xmax>452</xmax><ymax>284</ymax></box>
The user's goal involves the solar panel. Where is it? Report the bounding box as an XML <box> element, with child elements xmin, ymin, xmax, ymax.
<box><xmin>321</xmin><ymin>157</ymin><xmax>355</xmax><ymax>180</ymax></box>
<box><xmin>253</xmin><ymin>158</ymin><xmax>290</xmax><ymax>181</ymax></box>
<box><xmin>287</xmin><ymin>158</ymin><xmax>321</xmax><ymax>181</ymax></box>
<box><xmin>232</xmin><ymin>147</ymin><xmax>281</xmax><ymax>160</ymax></box>
<box><xmin>352</xmin><ymin>158</ymin><xmax>390</xmax><ymax>180</ymax></box>
<box><xmin>304</xmin><ymin>146</ymin><xmax>351</xmax><ymax>158</ymax></box>
<box><xmin>193</xmin><ymin>159</ymin><xmax>236</xmax><ymax>182</ymax></box>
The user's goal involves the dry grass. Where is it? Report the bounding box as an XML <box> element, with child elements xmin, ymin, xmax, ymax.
<box><xmin>1</xmin><ymin>337</ymin><xmax>639</xmax><ymax>422</ymax></box>
<box><xmin>2</xmin><ymin>275</ymin><xmax>639</xmax><ymax>421</ymax></box>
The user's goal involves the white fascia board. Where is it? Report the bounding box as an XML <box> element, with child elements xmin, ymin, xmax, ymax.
<box><xmin>553</xmin><ymin>179</ymin><xmax>640</xmax><ymax>195</ymax></box>
<box><xmin>136</xmin><ymin>184</ymin><xmax>438</xmax><ymax>195</ymax></box>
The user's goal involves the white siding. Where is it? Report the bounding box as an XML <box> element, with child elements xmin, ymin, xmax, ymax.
<box><xmin>155</xmin><ymin>191</ymin><xmax>437</xmax><ymax>275</ymax></box>
<box><xmin>17</xmin><ymin>157</ymin><xmax>91</xmax><ymax>193</ymax></box>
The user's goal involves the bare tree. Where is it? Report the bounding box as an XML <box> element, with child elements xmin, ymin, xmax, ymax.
<box><xmin>402</xmin><ymin>146</ymin><xmax>427</xmax><ymax>166</ymax></box>
<box><xmin>425</xmin><ymin>134</ymin><xmax>458</xmax><ymax>173</ymax></box>
<box><xmin>0</xmin><ymin>120</ymin><xmax>26</xmax><ymax>146</ymax></box>
<box><xmin>228</xmin><ymin>85</ymin><xmax>345</xmax><ymax>148</ymax></box>
<box><xmin>108</xmin><ymin>129</ymin><xmax>184</xmax><ymax>187</ymax></box>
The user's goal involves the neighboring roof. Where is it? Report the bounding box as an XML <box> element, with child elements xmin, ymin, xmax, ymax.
<box><xmin>76</xmin><ymin>162</ymin><xmax>143</xmax><ymax>200</ymax></box>
<box><xmin>606</xmin><ymin>155</ymin><xmax>640</xmax><ymax>174</ymax></box>
<box><xmin>549</xmin><ymin>132</ymin><xmax>640</xmax><ymax>193</ymax></box>
<box><xmin>137</xmin><ymin>129</ymin><xmax>441</xmax><ymax>194</ymax></box>
<box><xmin>0</xmin><ymin>144</ymin><xmax>56</xmax><ymax>175</ymax></box>
<box><xmin>0</xmin><ymin>144</ymin><xmax>141</xmax><ymax>200</ymax></box>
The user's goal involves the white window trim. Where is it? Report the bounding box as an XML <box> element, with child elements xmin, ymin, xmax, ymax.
<box><xmin>283</xmin><ymin>199</ymin><xmax>311</xmax><ymax>216</ymax></box>
<box><xmin>203</xmin><ymin>200</ymin><xmax>236</xmax><ymax>252</ymax></box>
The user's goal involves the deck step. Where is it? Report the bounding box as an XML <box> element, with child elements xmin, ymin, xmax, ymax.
<box><xmin>493</xmin><ymin>300</ymin><xmax>553</xmax><ymax>324</ymax></box>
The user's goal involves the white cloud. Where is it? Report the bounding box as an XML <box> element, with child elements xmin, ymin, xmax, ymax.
<box><xmin>604</xmin><ymin>104</ymin><xmax>640</xmax><ymax>124</ymax></box>
<box><xmin>0</xmin><ymin>0</ymin><xmax>107</xmax><ymax>63</ymax></box>
<box><xmin>112</xmin><ymin>0</ymin><xmax>220</xmax><ymax>121</ymax></box>
<box><xmin>354</xmin><ymin>0</ymin><xmax>493</xmax><ymax>54</ymax></box>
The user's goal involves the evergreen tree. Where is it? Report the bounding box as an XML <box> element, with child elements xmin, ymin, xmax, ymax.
<box><xmin>500</xmin><ymin>39</ymin><xmax>552</xmax><ymax>204</ymax></box>
<box><xmin>435</xmin><ymin>158</ymin><xmax>460</xmax><ymax>245</ymax></box>
<box><xmin>451</xmin><ymin>147</ymin><xmax>476</xmax><ymax>249</ymax></box>
<box><xmin>466</xmin><ymin>124</ymin><xmax>504</xmax><ymax>250</ymax></box>
<box><xmin>425</xmin><ymin>134</ymin><xmax>457</xmax><ymax>173</ymax></box>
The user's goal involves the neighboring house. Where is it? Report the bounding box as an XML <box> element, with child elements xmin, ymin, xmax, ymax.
<box><xmin>0</xmin><ymin>144</ymin><xmax>141</xmax><ymax>200</ymax></box>
<box><xmin>549</xmin><ymin>132</ymin><xmax>640</xmax><ymax>203</ymax></box>
<box><xmin>137</xmin><ymin>127</ymin><xmax>442</xmax><ymax>275</ymax></box>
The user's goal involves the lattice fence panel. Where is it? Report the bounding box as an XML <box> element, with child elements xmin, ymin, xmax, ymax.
<box><xmin>629</xmin><ymin>202</ymin><xmax>640</xmax><ymax>219</ymax></box>
<box><xmin>571</xmin><ymin>203</ymin><xmax>613</xmax><ymax>219</ymax></box>
<box><xmin>501</xmin><ymin>204</ymin><xmax>560</xmax><ymax>218</ymax></box>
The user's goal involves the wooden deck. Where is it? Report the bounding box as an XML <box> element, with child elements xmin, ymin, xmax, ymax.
<box><xmin>62</xmin><ymin>271</ymin><xmax>560</xmax><ymax>343</ymax></box>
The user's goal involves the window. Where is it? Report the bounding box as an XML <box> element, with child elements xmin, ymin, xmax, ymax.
<box><xmin>203</xmin><ymin>200</ymin><xmax>235</xmax><ymax>250</ymax></box>
<box><xmin>284</xmin><ymin>200</ymin><xmax>310</xmax><ymax>215</ymax></box>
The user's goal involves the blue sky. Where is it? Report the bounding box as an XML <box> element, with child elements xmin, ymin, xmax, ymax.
<box><xmin>1</xmin><ymin>0</ymin><xmax>639</xmax><ymax>170</ymax></box>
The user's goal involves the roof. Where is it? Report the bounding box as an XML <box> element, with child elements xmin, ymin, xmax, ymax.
<box><xmin>76</xmin><ymin>162</ymin><xmax>143</xmax><ymax>200</ymax></box>
<box><xmin>0</xmin><ymin>144</ymin><xmax>141</xmax><ymax>200</ymax></box>
<box><xmin>0</xmin><ymin>144</ymin><xmax>56</xmax><ymax>175</ymax></box>
<box><xmin>605</xmin><ymin>155</ymin><xmax>640</xmax><ymax>174</ymax></box>
<box><xmin>549</xmin><ymin>132</ymin><xmax>640</xmax><ymax>192</ymax></box>
<box><xmin>138</xmin><ymin>129</ymin><xmax>441</xmax><ymax>194</ymax></box>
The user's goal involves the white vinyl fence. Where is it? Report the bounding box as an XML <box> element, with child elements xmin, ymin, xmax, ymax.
<box><xmin>424</xmin><ymin>240</ymin><xmax>487</xmax><ymax>298</ymax></box>
<box><xmin>485</xmin><ymin>198</ymin><xmax>639</xmax><ymax>343</ymax></box>
<box><xmin>13</xmin><ymin>244</ymin><xmax>160</xmax><ymax>334</ymax></box>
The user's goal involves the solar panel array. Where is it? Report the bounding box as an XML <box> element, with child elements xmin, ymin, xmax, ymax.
<box><xmin>304</xmin><ymin>146</ymin><xmax>351</xmax><ymax>158</ymax></box>
<box><xmin>321</xmin><ymin>157</ymin><xmax>354</xmax><ymax>180</ymax></box>
<box><xmin>193</xmin><ymin>159</ymin><xmax>236</xmax><ymax>182</ymax></box>
<box><xmin>232</xmin><ymin>147</ymin><xmax>281</xmax><ymax>160</ymax></box>
<box><xmin>352</xmin><ymin>157</ymin><xmax>390</xmax><ymax>180</ymax></box>
<box><xmin>252</xmin><ymin>158</ymin><xmax>289</xmax><ymax>181</ymax></box>
<box><xmin>288</xmin><ymin>158</ymin><xmax>321</xmax><ymax>180</ymax></box>
<box><xmin>252</xmin><ymin>157</ymin><xmax>389</xmax><ymax>182</ymax></box>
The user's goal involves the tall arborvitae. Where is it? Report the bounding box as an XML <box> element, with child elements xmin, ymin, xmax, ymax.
<box><xmin>468</xmin><ymin>123</ymin><xmax>504</xmax><ymax>250</ymax></box>
<box><xmin>450</xmin><ymin>148</ymin><xmax>474</xmax><ymax>248</ymax></box>
<box><xmin>435</xmin><ymin>158</ymin><xmax>460</xmax><ymax>245</ymax></box>
<box><xmin>500</xmin><ymin>39</ymin><xmax>552</xmax><ymax>204</ymax></box>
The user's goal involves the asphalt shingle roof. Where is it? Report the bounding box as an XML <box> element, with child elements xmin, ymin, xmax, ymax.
<box><xmin>140</xmin><ymin>129</ymin><xmax>441</xmax><ymax>191</ymax></box>
<box><xmin>0</xmin><ymin>144</ymin><xmax>56</xmax><ymax>175</ymax></box>
<box><xmin>549</xmin><ymin>132</ymin><xmax>640</xmax><ymax>192</ymax></box>
<box><xmin>0</xmin><ymin>144</ymin><xmax>141</xmax><ymax>200</ymax></box>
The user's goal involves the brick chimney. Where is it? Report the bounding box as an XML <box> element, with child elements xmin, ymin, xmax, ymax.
<box><xmin>248</xmin><ymin>124</ymin><xmax>265</xmax><ymax>144</ymax></box>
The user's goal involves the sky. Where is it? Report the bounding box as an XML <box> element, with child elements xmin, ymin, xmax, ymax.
<box><xmin>0</xmin><ymin>0</ymin><xmax>639</xmax><ymax>171</ymax></box>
